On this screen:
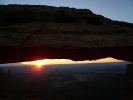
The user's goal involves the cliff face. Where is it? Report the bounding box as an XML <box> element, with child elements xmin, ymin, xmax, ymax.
<box><xmin>0</xmin><ymin>5</ymin><xmax>133</xmax><ymax>63</ymax></box>
<box><xmin>0</xmin><ymin>4</ymin><xmax>133</xmax><ymax>49</ymax></box>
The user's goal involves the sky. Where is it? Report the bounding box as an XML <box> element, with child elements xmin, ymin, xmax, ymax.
<box><xmin>0</xmin><ymin>0</ymin><xmax>133</xmax><ymax>23</ymax></box>
<box><xmin>20</xmin><ymin>57</ymin><xmax>125</xmax><ymax>67</ymax></box>
<box><xmin>0</xmin><ymin>57</ymin><xmax>125</xmax><ymax>67</ymax></box>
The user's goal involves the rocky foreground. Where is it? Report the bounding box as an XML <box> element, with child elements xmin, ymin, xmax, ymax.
<box><xmin>0</xmin><ymin>5</ymin><xmax>133</xmax><ymax>63</ymax></box>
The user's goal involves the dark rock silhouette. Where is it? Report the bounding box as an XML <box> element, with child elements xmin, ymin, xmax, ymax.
<box><xmin>0</xmin><ymin>4</ymin><xmax>133</xmax><ymax>63</ymax></box>
<box><xmin>127</xmin><ymin>64</ymin><xmax>133</xmax><ymax>100</ymax></box>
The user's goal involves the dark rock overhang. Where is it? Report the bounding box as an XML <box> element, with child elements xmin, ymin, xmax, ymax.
<box><xmin>0</xmin><ymin>47</ymin><xmax>133</xmax><ymax>64</ymax></box>
<box><xmin>0</xmin><ymin>5</ymin><xmax>133</xmax><ymax>64</ymax></box>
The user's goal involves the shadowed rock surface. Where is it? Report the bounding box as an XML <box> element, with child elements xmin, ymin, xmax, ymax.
<box><xmin>0</xmin><ymin>5</ymin><xmax>133</xmax><ymax>63</ymax></box>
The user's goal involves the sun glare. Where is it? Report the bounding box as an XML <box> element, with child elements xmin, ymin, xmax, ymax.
<box><xmin>21</xmin><ymin>57</ymin><xmax>124</xmax><ymax>66</ymax></box>
<box><xmin>34</xmin><ymin>60</ymin><xmax>44</xmax><ymax>67</ymax></box>
<box><xmin>23</xmin><ymin>60</ymin><xmax>45</xmax><ymax>68</ymax></box>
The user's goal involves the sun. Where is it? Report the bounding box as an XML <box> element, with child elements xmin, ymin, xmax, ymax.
<box><xmin>21</xmin><ymin>60</ymin><xmax>45</xmax><ymax>67</ymax></box>
<box><xmin>34</xmin><ymin>60</ymin><xmax>45</xmax><ymax>68</ymax></box>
